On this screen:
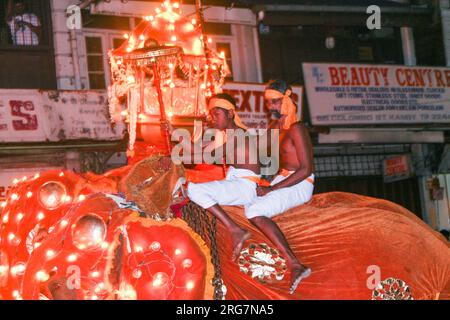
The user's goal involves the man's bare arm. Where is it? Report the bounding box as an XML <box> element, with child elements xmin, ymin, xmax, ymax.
<box><xmin>271</xmin><ymin>123</ymin><xmax>313</xmax><ymax>190</ymax></box>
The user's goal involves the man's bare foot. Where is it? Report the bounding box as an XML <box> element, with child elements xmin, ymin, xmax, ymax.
<box><xmin>289</xmin><ymin>264</ymin><xmax>311</xmax><ymax>294</ymax></box>
<box><xmin>231</xmin><ymin>229</ymin><xmax>251</xmax><ymax>262</ymax></box>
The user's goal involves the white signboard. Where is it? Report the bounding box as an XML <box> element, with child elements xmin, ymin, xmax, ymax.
<box><xmin>0</xmin><ymin>90</ymin><xmax>126</xmax><ymax>143</ymax></box>
<box><xmin>303</xmin><ymin>63</ymin><xmax>450</xmax><ymax>125</ymax></box>
<box><xmin>223</xmin><ymin>82</ymin><xmax>303</xmax><ymax>128</ymax></box>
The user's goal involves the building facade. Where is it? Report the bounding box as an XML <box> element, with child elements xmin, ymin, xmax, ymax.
<box><xmin>0</xmin><ymin>0</ymin><xmax>449</xmax><ymax>232</ymax></box>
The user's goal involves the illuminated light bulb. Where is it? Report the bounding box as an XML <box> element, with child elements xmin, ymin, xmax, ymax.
<box><xmin>12</xmin><ymin>290</ymin><xmax>20</xmax><ymax>298</ymax></box>
<box><xmin>16</xmin><ymin>213</ymin><xmax>24</xmax><ymax>221</ymax></box>
<box><xmin>182</xmin><ymin>258</ymin><xmax>193</xmax><ymax>269</ymax></box>
<box><xmin>220</xmin><ymin>51</ymin><xmax>226</xmax><ymax>58</ymax></box>
<box><xmin>149</xmin><ymin>15</ymin><xmax>154</xmax><ymax>21</ymax></box>
<box><xmin>1</xmin><ymin>201</ymin><xmax>6</xmax><ymax>208</ymax></box>
<box><xmin>174</xmin><ymin>249</ymin><xmax>182</xmax><ymax>255</ymax></box>
<box><xmin>169</xmin><ymin>82</ymin><xmax>175</xmax><ymax>89</ymax></box>
<box><xmin>200</xmin><ymin>84</ymin><xmax>206</xmax><ymax>90</ymax></box>
<box><xmin>208</xmin><ymin>38</ymin><xmax>213</xmax><ymax>44</ymax></box>
<box><xmin>120</xmin><ymin>110</ymin><xmax>128</xmax><ymax>116</ymax></box>
<box><xmin>78</xmin><ymin>195</ymin><xmax>86</xmax><ymax>202</ymax></box>
<box><xmin>150</xmin><ymin>241</ymin><xmax>161</xmax><ymax>251</ymax></box>
<box><xmin>26</xmin><ymin>191</ymin><xmax>33</xmax><ymax>198</ymax></box>
<box><xmin>168</xmin><ymin>63</ymin><xmax>174</xmax><ymax>69</ymax></box>
<box><xmin>132</xmin><ymin>269</ymin><xmax>142</xmax><ymax>279</ymax></box>
<box><xmin>127</xmin><ymin>75</ymin><xmax>135</xmax><ymax>84</ymax></box>
<box><xmin>11</xmin><ymin>193</ymin><xmax>18</xmax><ymax>201</ymax></box>
<box><xmin>8</xmin><ymin>233</ymin><xmax>15</xmax><ymax>241</ymax></box>
<box><xmin>2</xmin><ymin>213</ymin><xmax>9</xmax><ymax>223</ymax></box>
<box><xmin>144</xmin><ymin>16</ymin><xmax>150</xmax><ymax>21</ymax></box>
<box><xmin>204</xmin><ymin>65</ymin><xmax>209</xmax><ymax>69</ymax></box>
<box><xmin>173</xmin><ymin>2</ymin><xmax>180</xmax><ymax>9</ymax></box>
<box><xmin>46</xmin><ymin>250</ymin><xmax>55</xmax><ymax>258</ymax></box>
<box><xmin>167</xmin><ymin>111</ymin><xmax>174</xmax><ymax>118</ymax></box>
<box><xmin>101</xmin><ymin>241</ymin><xmax>109</xmax><ymax>250</ymax></box>
<box><xmin>95</xmin><ymin>283</ymin><xmax>105</xmax><ymax>293</ymax></box>
<box><xmin>212</xmin><ymin>65</ymin><xmax>217</xmax><ymax>71</ymax></box>
<box><xmin>123</xmin><ymin>33</ymin><xmax>129</xmax><ymax>39</ymax></box>
<box><xmin>155</xmin><ymin>8</ymin><xmax>161</xmax><ymax>14</ymax></box>
<box><xmin>60</xmin><ymin>220</ymin><xmax>68</xmax><ymax>227</ymax></box>
<box><xmin>186</xmin><ymin>281</ymin><xmax>195</xmax><ymax>290</ymax></box>
<box><xmin>11</xmin><ymin>263</ymin><xmax>26</xmax><ymax>276</ymax></box>
<box><xmin>91</xmin><ymin>294</ymin><xmax>98</xmax><ymax>300</ymax></box>
<box><xmin>22</xmin><ymin>176</ymin><xmax>27</xmax><ymax>182</ymax></box>
<box><xmin>200</xmin><ymin>35</ymin><xmax>204</xmax><ymax>40</ymax></box>
<box><xmin>139</xmin><ymin>34</ymin><xmax>145</xmax><ymax>41</ymax></box>
<box><xmin>171</xmin><ymin>35</ymin><xmax>177</xmax><ymax>42</ymax></box>
<box><xmin>134</xmin><ymin>246</ymin><xmax>143</xmax><ymax>253</ymax></box>
<box><xmin>152</xmin><ymin>272</ymin><xmax>169</xmax><ymax>288</ymax></box>
<box><xmin>117</xmin><ymin>59</ymin><xmax>122</xmax><ymax>65</ymax></box>
<box><xmin>191</xmin><ymin>18</ymin><xmax>197</xmax><ymax>25</ymax></box>
<box><xmin>126</xmin><ymin>47</ymin><xmax>132</xmax><ymax>53</ymax></box>
<box><xmin>37</xmin><ymin>212</ymin><xmax>45</xmax><ymax>221</ymax></box>
<box><xmin>13</xmin><ymin>178</ymin><xmax>19</xmax><ymax>184</ymax></box>
<box><xmin>67</xmin><ymin>254</ymin><xmax>77</xmax><ymax>262</ymax></box>
<box><xmin>63</xmin><ymin>195</ymin><xmax>72</xmax><ymax>203</ymax></box>
<box><xmin>59</xmin><ymin>172</ymin><xmax>64</xmax><ymax>177</ymax></box>
<box><xmin>36</xmin><ymin>270</ymin><xmax>50</xmax><ymax>282</ymax></box>
<box><xmin>169</xmin><ymin>24</ymin><xmax>175</xmax><ymax>31</ymax></box>
<box><xmin>91</xmin><ymin>271</ymin><xmax>100</xmax><ymax>278</ymax></box>
<box><xmin>48</xmin><ymin>226</ymin><xmax>55</xmax><ymax>234</ymax></box>
<box><xmin>34</xmin><ymin>173</ymin><xmax>40</xmax><ymax>179</ymax></box>
<box><xmin>34</xmin><ymin>243</ymin><xmax>41</xmax><ymax>249</ymax></box>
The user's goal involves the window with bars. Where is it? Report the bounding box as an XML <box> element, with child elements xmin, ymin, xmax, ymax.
<box><xmin>0</xmin><ymin>0</ymin><xmax>48</xmax><ymax>47</ymax></box>
<box><xmin>85</xmin><ymin>36</ymin><xmax>106</xmax><ymax>90</ymax></box>
<box><xmin>314</xmin><ymin>155</ymin><xmax>386</xmax><ymax>178</ymax></box>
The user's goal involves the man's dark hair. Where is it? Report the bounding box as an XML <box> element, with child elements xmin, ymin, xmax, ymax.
<box><xmin>211</xmin><ymin>93</ymin><xmax>237</xmax><ymax>108</ymax></box>
<box><xmin>266</xmin><ymin>79</ymin><xmax>292</xmax><ymax>95</ymax></box>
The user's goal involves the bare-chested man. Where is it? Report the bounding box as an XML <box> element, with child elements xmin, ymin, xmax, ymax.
<box><xmin>244</xmin><ymin>79</ymin><xmax>315</xmax><ymax>293</ymax></box>
<box><xmin>184</xmin><ymin>92</ymin><xmax>311</xmax><ymax>294</ymax></box>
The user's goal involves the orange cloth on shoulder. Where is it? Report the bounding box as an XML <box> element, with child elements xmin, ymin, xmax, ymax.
<box><xmin>265</xmin><ymin>89</ymin><xmax>298</xmax><ymax>130</ymax></box>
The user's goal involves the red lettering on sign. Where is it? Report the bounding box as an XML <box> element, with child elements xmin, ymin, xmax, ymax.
<box><xmin>240</xmin><ymin>90</ymin><xmax>252</xmax><ymax>112</ymax></box>
<box><xmin>435</xmin><ymin>70</ymin><xmax>446</xmax><ymax>87</ymax></box>
<box><xmin>253</xmin><ymin>91</ymin><xmax>264</xmax><ymax>113</ymax></box>
<box><xmin>10</xmin><ymin>100</ymin><xmax>38</xmax><ymax>130</ymax></box>
<box><xmin>329</xmin><ymin>67</ymin><xmax>340</xmax><ymax>85</ymax></box>
<box><xmin>445</xmin><ymin>70</ymin><xmax>450</xmax><ymax>87</ymax></box>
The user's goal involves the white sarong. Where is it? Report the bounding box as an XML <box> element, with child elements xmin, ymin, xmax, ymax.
<box><xmin>245</xmin><ymin>172</ymin><xmax>315</xmax><ymax>219</ymax></box>
<box><xmin>187</xmin><ymin>167</ymin><xmax>314</xmax><ymax>220</ymax></box>
<box><xmin>187</xmin><ymin>166</ymin><xmax>258</xmax><ymax>209</ymax></box>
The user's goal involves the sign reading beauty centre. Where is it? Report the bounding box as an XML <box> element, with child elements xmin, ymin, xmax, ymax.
<box><xmin>302</xmin><ymin>63</ymin><xmax>450</xmax><ymax>125</ymax></box>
